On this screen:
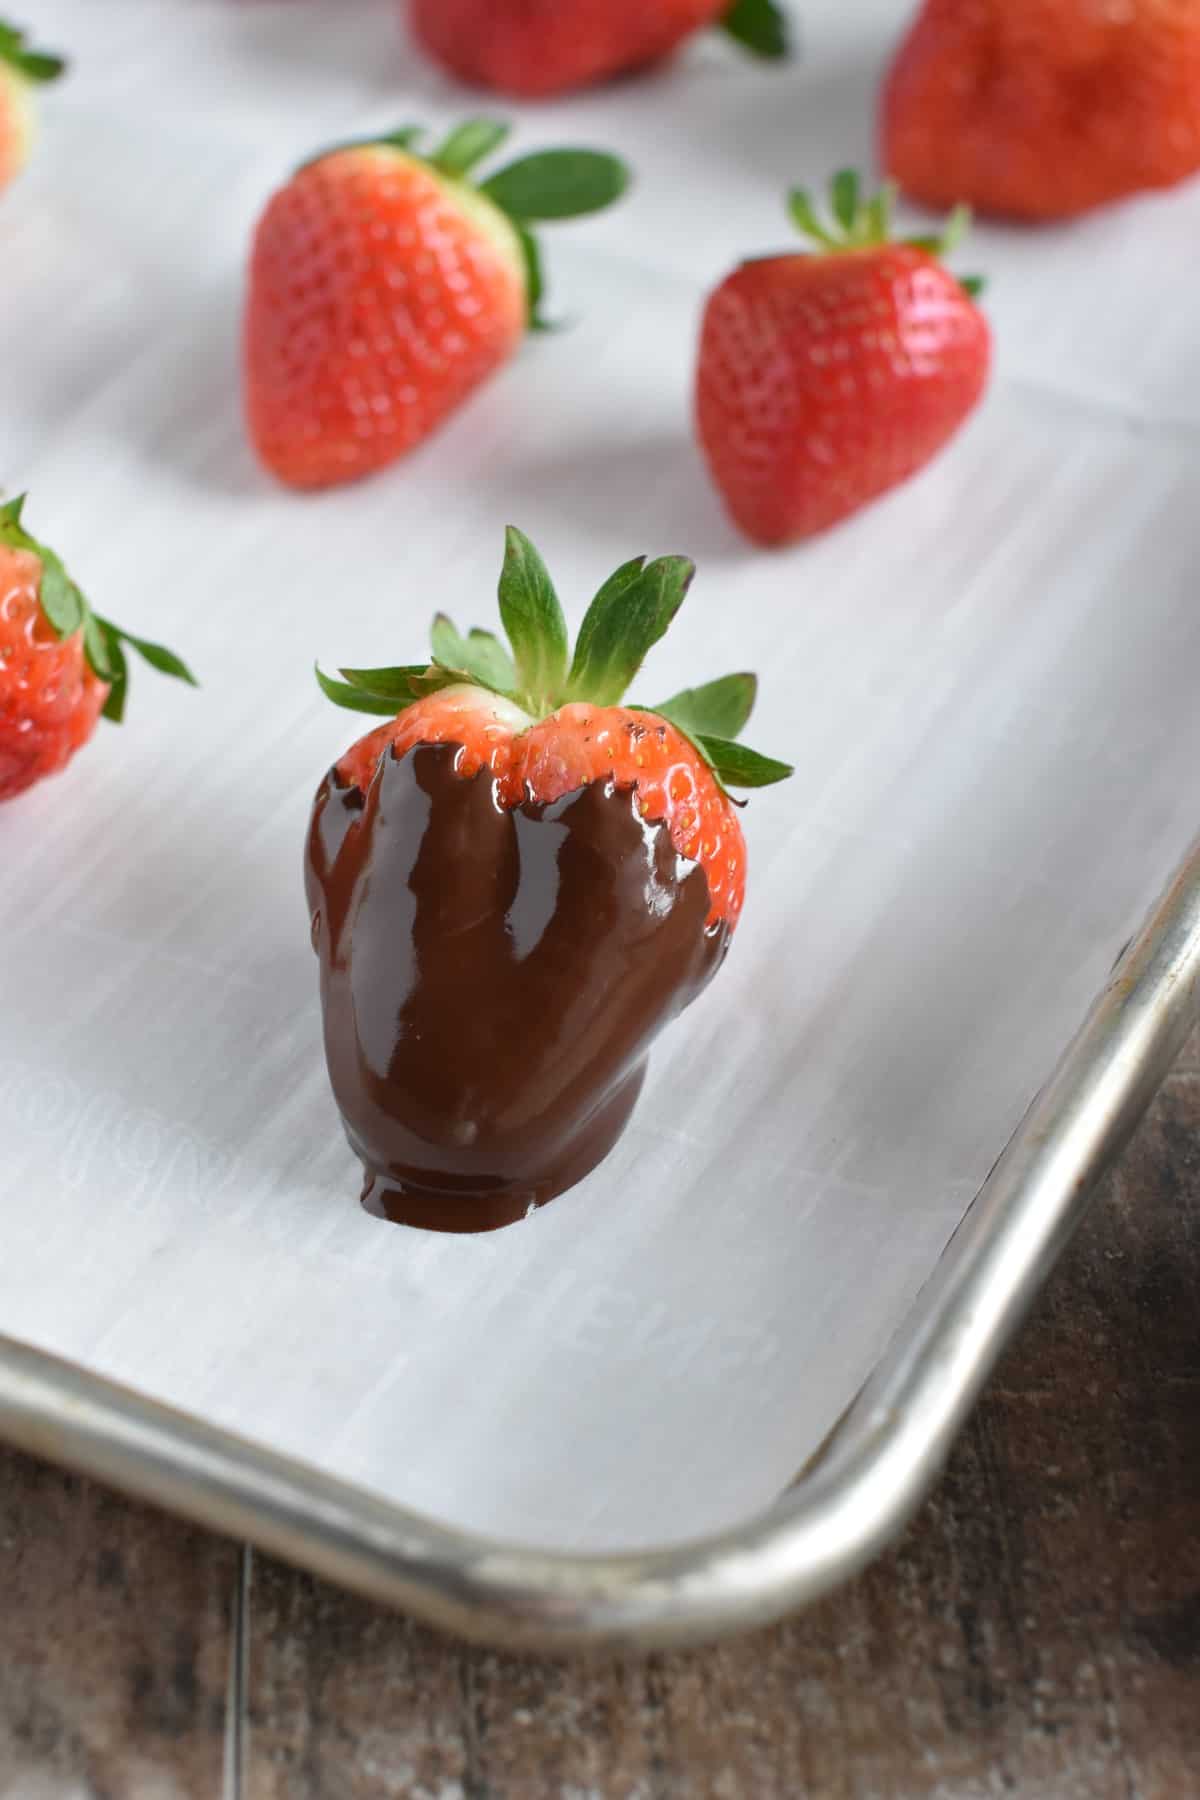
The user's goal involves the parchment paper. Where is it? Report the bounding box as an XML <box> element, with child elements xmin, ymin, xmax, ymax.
<box><xmin>2</xmin><ymin>0</ymin><xmax>1199</xmax><ymax>1552</ymax></box>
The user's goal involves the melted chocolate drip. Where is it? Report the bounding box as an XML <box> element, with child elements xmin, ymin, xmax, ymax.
<box><xmin>305</xmin><ymin>742</ymin><xmax>728</xmax><ymax>1233</ymax></box>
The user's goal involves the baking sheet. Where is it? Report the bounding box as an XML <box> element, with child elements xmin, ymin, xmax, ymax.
<box><xmin>2</xmin><ymin>0</ymin><xmax>1199</xmax><ymax>1554</ymax></box>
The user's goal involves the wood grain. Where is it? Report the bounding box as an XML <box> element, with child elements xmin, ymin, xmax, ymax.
<box><xmin>1</xmin><ymin>1037</ymin><xmax>1197</xmax><ymax>1799</ymax></box>
<box><xmin>0</xmin><ymin>1456</ymin><xmax>236</xmax><ymax>1800</ymax></box>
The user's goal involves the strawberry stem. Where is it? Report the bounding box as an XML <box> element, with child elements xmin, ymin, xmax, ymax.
<box><xmin>316</xmin><ymin>529</ymin><xmax>792</xmax><ymax>791</ymax></box>
<box><xmin>788</xmin><ymin>169</ymin><xmax>984</xmax><ymax>285</ymax></box>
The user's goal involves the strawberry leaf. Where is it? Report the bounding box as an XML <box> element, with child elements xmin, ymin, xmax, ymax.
<box><xmin>903</xmin><ymin>202</ymin><xmax>971</xmax><ymax>258</ymax></box>
<box><xmin>787</xmin><ymin>187</ymin><xmax>838</xmax><ymax>249</ymax></box>
<box><xmin>12</xmin><ymin>48</ymin><xmax>64</xmax><ymax>81</ymax></box>
<box><xmin>430</xmin><ymin>118</ymin><xmax>510</xmax><ymax>178</ymax></box>
<box><xmin>37</xmin><ymin>561</ymin><xmax>83</xmax><ymax>638</ymax></box>
<box><xmin>572</xmin><ymin>553</ymin><xmax>645</xmax><ymax>634</ymax></box>
<box><xmin>337</xmin><ymin>664</ymin><xmax>430</xmax><ymax>699</ymax></box>
<box><xmin>376</xmin><ymin>127</ymin><xmax>425</xmax><ymax>150</ymax></box>
<box><xmin>497</xmin><ymin>526</ymin><xmax>569</xmax><ymax>707</ymax></box>
<box><xmin>481</xmin><ymin>150</ymin><xmax>629</xmax><ymax>222</ymax></box>
<box><xmin>696</xmin><ymin>735</ymin><xmax>793</xmax><ymax>788</ymax></box>
<box><xmin>864</xmin><ymin>182</ymin><xmax>895</xmax><ymax>241</ymax></box>
<box><xmin>0</xmin><ymin>23</ymin><xmax>65</xmax><ymax>83</ymax></box>
<box><xmin>720</xmin><ymin>0</ymin><xmax>789</xmax><ymax>58</ymax></box>
<box><xmin>466</xmin><ymin>629</ymin><xmax>517</xmax><ymax>691</ymax></box>
<box><xmin>316</xmin><ymin>666</ymin><xmax>409</xmax><ymax>716</ymax></box>
<box><xmin>431</xmin><ymin>615</ymin><xmax>516</xmax><ymax>694</ymax></box>
<box><xmin>406</xmin><ymin>666</ymin><xmax>476</xmax><ymax>698</ymax></box>
<box><xmin>654</xmin><ymin>673</ymin><xmax>757</xmax><ymax>741</ymax></box>
<box><xmin>940</xmin><ymin>202</ymin><xmax>972</xmax><ymax>254</ymax></box>
<box><xmin>831</xmin><ymin>169</ymin><xmax>860</xmax><ymax>234</ymax></box>
<box><xmin>514</xmin><ymin>223</ymin><xmax>553</xmax><ymax>331</ymax></box>
<box><xmin>567</xmin><ymin>555</ymin><xmax>694</xmax><ymax>707</ymax></box>
<box><xmin>429</xmin><ymin>614</ymin><xmax>466</xmax><ymax>670</ymax></box>
<box><xmin>99</xmin><ymin>625</ymin><xmax>129</xmax><ymax>723</ymax></box>
<box><xmin>104</xmin><ymin>625</ymin><xmax>198</xmax><ymax>686</ymax></box>
<box><xmin>82</xmin><ymin>612</ymin><xmax>112</xmax><ymax>681</ymax></box>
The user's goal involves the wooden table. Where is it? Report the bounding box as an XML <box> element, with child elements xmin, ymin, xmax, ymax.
<box><xmin>2</xmin><ymin>1033</ymin><xmax>1197</xmax><ymax>1799</ymax></box>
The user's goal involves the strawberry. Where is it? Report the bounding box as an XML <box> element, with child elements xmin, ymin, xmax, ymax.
<box><xmin>695</xmin><ymin>171</ymin><xmax>990</xmax><ymax>546</ymax></box>
<box><xmin>0</xmin><ymin>20</ymin><xmax>64</xmax><ymax>192</ymax></box>
<box><xmin>306</xmin><ymin>527</ymin><xmax>791</xmax><ymax>1230</ymax></box>
<box><xmin>244</xmin><ymin>120</ymin><xmax>629</xmax><ymax>490</ymax></box>
<box><xmin>0</xmin><ymin>497</ymin><xmax>197</xmax><ymax>802</ymax></box>
<box><xmin>406</xmin><ymin>0</ymin><xmax>788</xmax><ymax>100</ymax></box>
<box><xmin>882</xmin><ymin>0</ymin><xmax>1200</xmax><ymax>222</ymax></box>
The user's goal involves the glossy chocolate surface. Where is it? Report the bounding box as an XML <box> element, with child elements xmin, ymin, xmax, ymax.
<box><xmin>305</xmin><ymin>742</ymin><xmax>728</xmax><ymax>1233</ymax></box>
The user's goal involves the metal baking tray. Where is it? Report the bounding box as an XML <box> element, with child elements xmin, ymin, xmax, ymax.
<box><xmin>4</xmin><ymin>0</ymin><xmax>1200</xmax><ymax>1649</ymax></box>
<box><xmin>2</xmin><ymin>839</ymin><xmax>1197</xmax><ymax>1647</ymax></box>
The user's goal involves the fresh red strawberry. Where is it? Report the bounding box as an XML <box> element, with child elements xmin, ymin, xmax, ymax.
<box><xmin>306</xmin><ymin>527</ymin><xmax>790</xmax><ymax>1231</ymax></box>
<box><xmin>407</xmin><ymin>0</ymin><xmax>788</xmax><ymax>100</ymax></box>
<box><xmin>0</xmin><ymin>497</ymin><xmax>196</xmax><ymax>802</ymax></box>
<box><xmin>0</xmin><ymin>20</ymin><xmax>64</xmax><ymax>192</ymax></box>
<box><xmin>882</xmin><ymin>0</ymin><xmax>1200</xmax><ymax>222</ymax></box>
<box><xmin>695</xmin><ymin>172</ymin><xmax>990</xmax><ymax>546</ymax></box>
<box><xmin>244</xmin><ymin>121</ymin><xmax>628</xmax><ymax>490</ymax></box>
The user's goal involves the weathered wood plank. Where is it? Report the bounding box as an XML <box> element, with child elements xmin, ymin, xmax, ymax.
<box><xmin>0</xmin><ymin>1453</ymin><xmax>237</xmax><ymax>1800</ymax></box>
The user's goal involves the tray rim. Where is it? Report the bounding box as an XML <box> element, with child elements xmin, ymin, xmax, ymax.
<box><xmin>1</xmin><ymin>834</ymin><xmax>1197</xmax><ymax>1652</ymax></box>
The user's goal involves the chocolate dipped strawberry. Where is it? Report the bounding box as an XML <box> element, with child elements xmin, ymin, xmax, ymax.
<box><xmin>306</xmin><ymin>528</ymin><xmax>791</xmax><ymax>1233</ymax></box>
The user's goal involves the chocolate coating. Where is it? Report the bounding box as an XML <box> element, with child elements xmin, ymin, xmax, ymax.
<box><xmin>305</xmin><ymin>742</ymin><xmax>728</xmax><ymax>1233</ymax></box>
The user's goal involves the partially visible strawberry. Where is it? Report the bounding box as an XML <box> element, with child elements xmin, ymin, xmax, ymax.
<box><xmin>244</xmin><ymin>120</ymin><xmax>629</xmax><ymax>491</ymax></box>
<box><xmin>695</xmin><ymin>171</ymin><xmax>990</xmax><ymax>546</ymax></box>
<box><xmin>0</xmin><ymin>20</ymin><xmax>64</xmax><ymax>192</ymax></box>
<box><xmin>307</xmin><ymin>529</ymin><xmax>791</xmax><ymax>1227</ymax></box>
<box><xmin>0</xmin><ymin>497</ymin><xmax>197</xmax><ymax>802</ymax></box>
<box><xmin>882</xmin><ymin>0</ymin><xmax>1200</xmax><ymax>222</ymax></box>
<box><xmin>407</xmin><ymin>0</ymin><xmax>788</xmax><ymax>100</ymax></box>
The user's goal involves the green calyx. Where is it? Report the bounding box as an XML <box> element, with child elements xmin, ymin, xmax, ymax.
<box><xmin>300</xmin><ymin>119</ymin><xmax>630</xmax><ymax>332</ymax></box>
<box><xmin>316</xmin><ymin>527</ymin><xmax>792</xmax><ymax>794</ymax></box>
<box><xmin>0</xmin><ymin>19</ymin><xmax>65</xmax><ymax>82</ymax></box>
<box><xmin>0</xmin><ymin>496</ymin><xmax>197</xmax><ymax>724</ymax></box>
<box><xmin>720</xmin><ymin>0</ymin><xmax>790</xmax><ymax>60</ymax></box>
<box><xmin>788</xmin><ymin>169</ymin><xmax>985</xmax><ymax>298</ymax></box>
